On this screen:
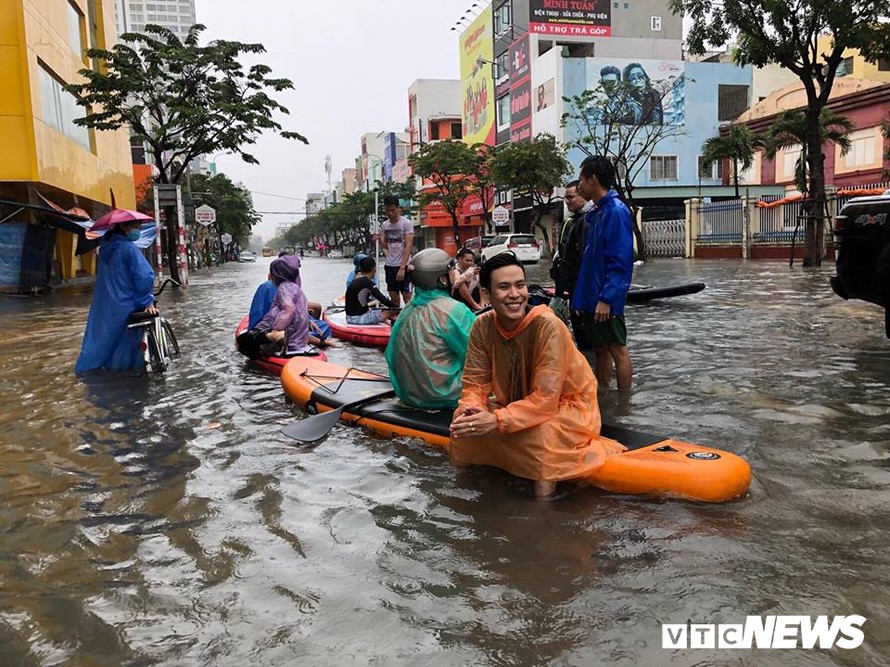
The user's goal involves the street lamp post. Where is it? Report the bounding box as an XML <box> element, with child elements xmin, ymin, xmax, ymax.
<box><xmin>365</xmin><ymin>153</ymin><xmax>385</xmax><ymax>285</ymax></box>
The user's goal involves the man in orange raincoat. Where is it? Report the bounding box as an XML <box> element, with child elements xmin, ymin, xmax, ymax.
<box><xmin>449</xmin><ymin>252</ymin><xmax>624</xmax><ymax>498</ymax></box>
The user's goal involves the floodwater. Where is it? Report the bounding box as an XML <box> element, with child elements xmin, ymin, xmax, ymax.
<box><xmin>0</xmin><ymin>256</ymin><xmax>888</xmax><ymax>666</ymax></box>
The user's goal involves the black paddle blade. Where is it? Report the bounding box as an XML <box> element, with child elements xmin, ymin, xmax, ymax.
<box><xmin>281</xmin><ymin>405</ymin><xmax>346</xmax><ymax>443</ymax></box>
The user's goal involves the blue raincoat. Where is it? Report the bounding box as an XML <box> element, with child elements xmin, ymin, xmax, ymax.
<box><xmin>572</xmin><ymin>190</ymin><xmax>634</xmax><ymax>316</ymax></box>
<box><xmin>248</xmin><ymin>280</ymin><xmax>277</xmax><ymax>329</ymax></box>
<box><xmin>75</xmin><ymin>233</ymin><xmax>156</xmax><ymax>374</ymax></box>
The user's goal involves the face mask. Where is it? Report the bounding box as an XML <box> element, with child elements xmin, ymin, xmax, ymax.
<box><xmin>126</xmin><ymin>229</ymin><xmax>141</xmax><ymax>242</ymax></box>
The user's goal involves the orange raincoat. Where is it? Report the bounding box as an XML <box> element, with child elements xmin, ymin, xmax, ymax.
<box><xmin>450</xmin><ymin>305</ymin><xmax>624</xmax><ymax>481</ymax></box>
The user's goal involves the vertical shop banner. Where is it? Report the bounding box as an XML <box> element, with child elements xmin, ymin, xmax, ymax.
<box><xmin>509</xmin><ymin>34</ymin><xmax>532</xmax><ymax>143</ymax></box>
<box><xmin>528</xmin><ymin>0</ymin><xmax>611</xmax><ymax>37</ymax></box>
<box><xmin>460</xmin><ymin>7</ymin><xmax>496</xmax><ymax>146</ymax></box>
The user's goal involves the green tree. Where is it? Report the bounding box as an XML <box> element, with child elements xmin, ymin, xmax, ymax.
<box><xmin>407</xmin><ymin>140</ymin><xmax>480</xmax><ymax>248</ymax></box>
<box><xmin>761</xmin><ymin>109</ymin><xmax>854</xmax><ymax>194</ymax></box>
<box><xmin>189</xmin><ymin>173</ymin><xmax>260</xmax><ymax>264</ymax></box>
<box><xmin>488</xmin><ymin>134</ymin><xmax>571</xmax><ymax>258</ymax></box>
<box><xmin>561</xmin><ymin>77</ymin><xmax>686</xmax><ymax>257</ymax></box>
<box><xmin>670</xmin><ymin>0</ymin><xmax>890</xmax><ymax>266</ymax></box>
<box><xmin>66</xmin><ymin>24</ymin><xmax>307</xmax><ymax>282</ymax></box>
<box><xmin>700</xmin><ymin>124</ymin><xmax>763</xmax><ymax>198</ymax></box>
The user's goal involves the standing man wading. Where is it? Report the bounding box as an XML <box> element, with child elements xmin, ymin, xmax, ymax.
<box><xmin>553</xmin><ymin>179</ymin><xmax>592</xmax><ymax>350</ymax></box>
<box><xmin>574</xmin><ymin>156</ymin><xmax>634</xmax><ymax>391</ymax></box>
<box><xmin>379</xmin><ymin>194</ymin><xmax>415</xmax><ymax>306</ymax></box>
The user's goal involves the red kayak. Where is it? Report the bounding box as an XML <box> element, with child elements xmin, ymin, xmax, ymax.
<box><xmin>323</xmin><ymin>307</ymin><xmax>391</xmax><ymax>348</ymax></box>
<box><xmin>235</xmin><ymin>315</ymin><xmax>327</xmax><ymax>374</ymax></box>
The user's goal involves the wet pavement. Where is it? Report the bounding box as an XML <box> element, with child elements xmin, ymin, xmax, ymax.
<box><xmin>0</xmin><ymin>256</ymin><xmax>888</xmax><ymax>665</ymax></box>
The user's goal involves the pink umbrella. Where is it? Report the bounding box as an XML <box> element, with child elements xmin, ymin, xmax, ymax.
<box><xmin>90</xmin><ymin>208</ymin><xmax>154</xmax><ymax>232</ymax></box>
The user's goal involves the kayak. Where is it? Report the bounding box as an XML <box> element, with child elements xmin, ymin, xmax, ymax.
<box><xmin>323</xmin><ymin>307</ymin><xmax>391</xmax><ymax>348</ymax></box>
<box><xmin>626</xmin><ymin>281</ymin><xmax>705</xmax><ymax>303</ymax></box>
<box><xmin>280</xmin><ymin>357</ymin><xmax>752</xmax><ymax>503</ymax></box>
<box><xmin>235</xmin><ymin>315</ymin><xmax>327</xmax><ymax>374</ymax></box>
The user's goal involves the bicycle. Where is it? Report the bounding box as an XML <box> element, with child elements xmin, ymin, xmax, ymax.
<box><xmin>127</xmin><ymin>278</ymin><xmax>181</xmax><ymax>374</ymax></box>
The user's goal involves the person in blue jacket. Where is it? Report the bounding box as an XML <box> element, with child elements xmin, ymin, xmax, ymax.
<box><xmin>573</xmin><ymin>155</ymin><xmax>634</xmax><ymax>390</ymax></box>
<box><xmin>247</xmin><ymin>274</ymin><xmax>277</xmax><ymax>330</ymax></box>
<box><xmin>75</xmin><ymin>219</ymin><xmax>157</xmax><ymax>374</ymax></box>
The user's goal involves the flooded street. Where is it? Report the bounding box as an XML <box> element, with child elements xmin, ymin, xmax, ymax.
<box><xmin>1</xmin><ymin>256</ymin><xmax>888</xmax><ymax>666</ymax></box>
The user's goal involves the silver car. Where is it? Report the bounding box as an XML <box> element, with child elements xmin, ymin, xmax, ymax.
<box><xmin>481</xmin><ymin>233</ymin><xmax>540</xmax><ymax>264</ymax></box>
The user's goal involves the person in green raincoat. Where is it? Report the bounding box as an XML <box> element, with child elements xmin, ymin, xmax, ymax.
<box><xmin>384</xmin><ymin>248</ymin><xmax>476</xmax><ymax>409</ymax></box>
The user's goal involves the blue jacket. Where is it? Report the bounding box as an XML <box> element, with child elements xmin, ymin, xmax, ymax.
<box><xmin>75</xmin><ymin>233</ymin><xmax>156</xmax><ymax>374</ymax></box>
<box><xmin>571</xmin><ymin>190</ymin><xmax>634</xmax><ymax>316</ymax></box>
<box><xmin>248</xmin><ymin>280</ymin><xmax>277</xmax><ymax>329</ymax></box>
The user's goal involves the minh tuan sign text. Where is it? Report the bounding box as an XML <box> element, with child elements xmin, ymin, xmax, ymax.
<box><xmin>528</xmin><ymin>0</ymin><xmax>611</xmax><ymax>37</ymax></box>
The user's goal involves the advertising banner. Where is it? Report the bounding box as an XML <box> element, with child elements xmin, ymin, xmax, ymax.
<box><xmin>584</xmin><ymin>58</ymin><xmax>686</xmax><ymax>126</ymax></box>
<box><xmin>509</xmin><ymin>34</ymin><xmax>532</xmax><ymax>143</ymax></box>
<box><xmin>529</xmin><ymin>0</ymin><xmax>611</xmax><ymax>37</ymax></box>
<box><xmin>460</xmin><ymin>7</ymin><xmax>496</xmax><ymax>146</ymax></box>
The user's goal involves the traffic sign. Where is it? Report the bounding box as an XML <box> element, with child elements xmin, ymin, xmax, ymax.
<box><xmin>492</xmin><ymin>205</ymin><xmax>510</xmax><ymax>225</ymax></box>
<box><xmin>195</xmin><ymin>204</ymin><xmax>217</xmax><ymax>226</ymax></box>
<box><xmin>221</xmin><ymin>233</ymin><xmax>232</xmax><ymax>245</ymax></box>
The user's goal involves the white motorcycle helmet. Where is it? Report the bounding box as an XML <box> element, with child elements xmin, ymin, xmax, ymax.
<box><xmin>407</xmin><ymin>248</ymin><xmax>454</xmax><ymax>291</ymax></box>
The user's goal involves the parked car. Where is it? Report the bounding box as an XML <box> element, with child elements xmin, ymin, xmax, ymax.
<box><xmin>830</xmin><ymin>191</ymin><xmax>890</xmax><ymax>337</ymax></box>
<box><xmin>238</xmin><ymin>250</ymin><xmax>257</xmax><ymax>262</ymax></box>
<box><xmin>463</xmin><ymin>235</ymin><xmax>495</xmax><ymax>257</ymax></box>
<box><xmin>481</xmin><ymin>233</ymin><xmax>540</xmax><ymax>264</ymax></box>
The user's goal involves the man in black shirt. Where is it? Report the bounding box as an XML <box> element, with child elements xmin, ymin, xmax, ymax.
<box><xmin>554</xmin><ymin>180</ymin><xmax>592</xmax><ymax>350</ymax></box>
<box><xmin>345</xmin><ymin>256</ymin><xmax>399</xmax><ymax>325</ymax></box>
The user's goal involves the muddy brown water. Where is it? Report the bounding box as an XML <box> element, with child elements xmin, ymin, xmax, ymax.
<box><xmin>0</xmin><ymin>257</ymin><xmax>888</xmax><ymax>666</ymax></box>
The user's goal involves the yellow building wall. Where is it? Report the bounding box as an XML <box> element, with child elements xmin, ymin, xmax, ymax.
<box><xmin>817</xmin><ymin>37</ymin><xmax>890</xmax><ymax>84</ymax></box>
<box><xmin>0</xmin><ymin>0</ymin><xmax>134</xmax><ymax>209</ymax></box>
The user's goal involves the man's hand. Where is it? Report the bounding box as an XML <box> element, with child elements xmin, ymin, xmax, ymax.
<box><xmin>594</xmin><ymin>300</ymin><xmax>611</xmax><ymax>323</ymax></box>
<box><xmin>145</xmin><ymin>306</ymin><xmax>159</xmax><ymax>315</ymax></box>
<box><xmin>397</xmin><ymin>266</ymin><xmax>406</xmax><ymax>281</ymax></box>
<box><xmin>450</xmin><ymin>406</ymin><xmax>498</xmax><ymax>438</ymax></box>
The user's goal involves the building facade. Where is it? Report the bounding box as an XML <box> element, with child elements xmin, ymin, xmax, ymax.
<box><xmin>1</xmin><ymin>0</ymin><xmax>135</xmax><ymax>291</ymax></box>
<box><xmin>116</xmin><ymin>0</ymin><xmax>196</xmax><ymax>39</ymax></box>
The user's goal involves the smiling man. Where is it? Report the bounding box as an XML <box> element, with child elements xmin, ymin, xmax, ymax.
<box><xmin>449</xmin><ymin>252</ymin><xmax>623</xmax><ymax>498</ymax></box>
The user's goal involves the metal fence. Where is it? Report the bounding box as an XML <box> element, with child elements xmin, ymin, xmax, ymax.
<box><xmin>641</xmin><ymin>218</ymin><xmax>687</xmax><ymax>257</ymax></box>
<box><xmin>698</xmin><ymin>200</ymin><xmax>743</xmax><ymax>243</ymax></box>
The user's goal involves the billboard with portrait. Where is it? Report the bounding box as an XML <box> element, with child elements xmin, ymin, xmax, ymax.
<box><xmin>509</xmin><ymin>34</ymin><xmax>532</xmax><ymax>143</ymax></box>
<box><xmin>529</xmin><ymin>0</ymin><xmax>611</xmax><ymax>37</ymax></box>
<box><xmin>584</xmin><ymin>58</ymin><xmax>686</xmax><ymax>126</ymax></box>
<box><xmin>460</xmin><ymin>6</ymin><xmax>495</xmax><ymax>146</ymax></box>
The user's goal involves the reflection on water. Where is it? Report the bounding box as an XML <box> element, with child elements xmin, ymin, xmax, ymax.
<box><xmin>1</xmin><ymin>258</ymin><xmax>888</xmax><ymax>665</ymax></box>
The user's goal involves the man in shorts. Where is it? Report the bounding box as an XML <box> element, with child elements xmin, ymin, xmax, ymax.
<box><xmin>573</xmin><ymin>155</ymin><xmax>634</xmax><ymax>390</ymax></box>
<box><xmin>344</xmin><ymin>256</ymin><xmax>399</xmax><ymax>325</ymax></box>
<box><xmin>379</xmin><ymin>195</ymin><xmax>415</xmax><ymax>306</ymax></box>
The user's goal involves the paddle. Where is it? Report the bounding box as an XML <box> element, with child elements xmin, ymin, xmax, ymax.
<box><xmin>280</xmin><ymin>388</ymin><xmax>396</xmax><ymax>443</ymax></box>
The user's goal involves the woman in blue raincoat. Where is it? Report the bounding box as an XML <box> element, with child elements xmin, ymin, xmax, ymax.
<box><xmin>75</xmin><ymin>220</ymin><xmax>156</xmax><ymax>374</ymax></box>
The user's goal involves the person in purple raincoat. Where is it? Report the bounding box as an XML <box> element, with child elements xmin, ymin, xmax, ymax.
<box><xmin>251</xmin><ymin>255</ymin><xmax>311</xmax><ymax>356</ymax></box>
<box><xmin>75</xmin><ymin>219</ymin><xmax>157</xmax><ymax>374</ymax></box>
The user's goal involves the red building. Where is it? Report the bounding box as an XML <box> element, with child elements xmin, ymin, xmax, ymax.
<box><xmin>735</xmin><ymin>78</ymin><xmax>890</xmax><ymax>190</ymax></box>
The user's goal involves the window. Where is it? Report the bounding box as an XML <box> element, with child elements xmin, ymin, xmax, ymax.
<box><xmin>879</xmin><ymin>59</ymin><xmax>890</xmax><ymax>72</ymax></box>
<box><xmin>649</xmin><ymin>155</ymin><xmax>678</xmax><ymax>181</ymax></box>
<box><xmin>781</xmin><ymin>145</ymin><xmax>802</xmax><ymax>180</ymax></box>
<box><xmin>698</xmin><ymin>156</ymin><xmax>723</xmax><ymax>180</ymax></box>
<box><xmin>494</xmin><ymin>3</ymin><xmax>511</xmax><ymax>36</ymax></box>
<box><xmin>495</xmin><ymin>51</ymin><xmax>510</xmax><ymax>82</ymax></box>
<box><xmin>844</xmin><ymin>130</ymin><xmax>876</xmax><ymax>168</ymax></box>
<box><xmin>67</xmin><ymin>1</ymin><xmax>84</xmax><ymax>57</ymax></box>
<box><xmin>717</xmin><ymin>85</ymin><xmax>749</xmax><ymax>122</ymax></box>
<box><xmin>429</xmin><ymin>123</ymin><xmax>440</xmax><ymax>141</ymax></box>
<box><xmin>450</xmin><ymin>121</ymin><xmax>462</xmax><ymax>139</ymax></box>
<box><xmin>836</xmin><ymin>56</ymin><xmax>854</xmax><ymax>77</ymax></box>
<box><xmin>651</xmin><ymin>16</ymin><xmax>662</xmax><ymax>31</ymax></box>
<box><xmin>39</xmin><ymin>63</ymin><xmax>92</xmax><ymax>151</ymax></box>
<box><xmin>496</xmin><ymin>94</ymin><xmax>510</xmax><ymax>130</ymax></box>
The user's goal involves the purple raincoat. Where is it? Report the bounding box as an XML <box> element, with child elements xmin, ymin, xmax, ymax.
<box><xmin>255</xmin><ymin>255</ymin><xmax>310</xmax><ymax>355</ymax></box>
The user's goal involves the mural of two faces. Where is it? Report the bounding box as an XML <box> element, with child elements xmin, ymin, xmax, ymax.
<box><xmin>585</xmin><ymin>59</ymin><xmax>685</xmax><ymax>126</ymax></box>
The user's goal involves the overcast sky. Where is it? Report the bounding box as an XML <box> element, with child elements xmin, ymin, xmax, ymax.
<box><xmin>193</xmin><ymin>0</ymin><xmax>476</xmax><ymax>242</ymax></box>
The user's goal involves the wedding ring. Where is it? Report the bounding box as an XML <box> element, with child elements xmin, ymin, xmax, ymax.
<box><xmin>471</xmin><ymin>426</ymin><xmax>475</xmax><ymax>432</ymax></box>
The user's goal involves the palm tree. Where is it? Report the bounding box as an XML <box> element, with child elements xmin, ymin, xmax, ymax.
<box><xmin>762</xmin><ymin>109</ymin><xmax>854</xmax><ymax>194</ymax></box>
<box><xmin>700</xmin><ymin>124</ymin><xmax>763</xmax><ymax>199</ymax></box>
